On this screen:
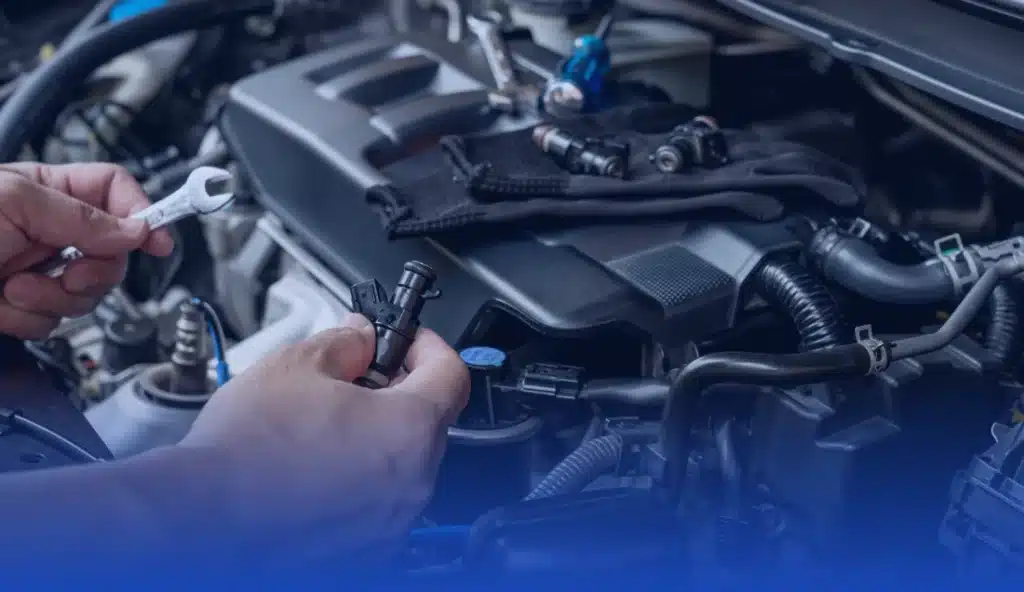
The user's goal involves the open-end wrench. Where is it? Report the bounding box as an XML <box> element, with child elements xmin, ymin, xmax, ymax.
<box><xmin>30</xmin><ymin>166</ymin><xmax>235</xmax><ymax>279</ymax></box>
<box><xmin>466</xmin><ymin>14</ymin><xmax>539</xmax><ymax>115</ymax></box>
<box><xmin>467</xmin><ymin>14</ymin><xmax>519</xmax><ymax>92</ymax></box>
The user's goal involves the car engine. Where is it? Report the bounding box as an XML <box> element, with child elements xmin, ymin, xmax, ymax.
<box><xmin>4</xmin><ymin>0</ymin><xmax>1024</xmax><ymax>585</ymax></box>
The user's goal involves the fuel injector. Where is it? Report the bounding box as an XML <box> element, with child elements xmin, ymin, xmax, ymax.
<box><xmin>350</xmin><ymin>261</ymin><xmax>441</xmax><ymax>389</ymax></box>
<box><xmin>650</xmin><ymin>116</ymin><xmax>730</xmax><ymax>174</ymax></box>
<box><xmin>532</xmin><ymin>124</ymin><xmax>629</xmax><ymax>178</ymax></box>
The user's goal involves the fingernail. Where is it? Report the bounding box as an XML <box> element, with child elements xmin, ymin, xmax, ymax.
<box><xmin>343</xmin><ymin>313</ymin><xmax>376</xmax><ymax>338</ymax></box>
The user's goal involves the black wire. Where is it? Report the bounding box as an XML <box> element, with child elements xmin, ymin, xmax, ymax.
<box><xmin>0</xmin><ymin>409</ymin><xmax>102</xmax><ymax>463</ymax></box>
<box><xmin>51</xmin><ymin>98</ymin><xmax>155</xmax><ymax>173</ymax></box>
<box><xmin>72</xmin><ymin>107</ymin><xmax>128</xmax><ymax>161</ymax></box>
<box><xmin>98</xmin><ymin>101</ymin><xmax>152</xmax><ymax>159</ymax></box>
<box><xmin>54</xmin><ymin>98</ymin><xmax>138</xmax><ymax>132</ymax></box>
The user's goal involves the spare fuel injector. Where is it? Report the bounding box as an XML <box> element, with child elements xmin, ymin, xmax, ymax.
<box><xmin>350</xmin><ymin>261</ymin><xmax>441</xmax><ymax>389</ymax></box>
<box><xmin>650</xmin><ymin>115</ymin><xmax>730</xmax><ymax>174</ymax></box>
<box><xmin>532</xmin><ymin>124</ymin><xmax>629</xmax><ymax>179</ymax></box>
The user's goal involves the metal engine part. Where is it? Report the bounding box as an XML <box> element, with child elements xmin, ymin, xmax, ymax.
<box><xmin>85</xmin><ymin>266</ymin><xmax>348</xmax><ymax>457</ymax></box>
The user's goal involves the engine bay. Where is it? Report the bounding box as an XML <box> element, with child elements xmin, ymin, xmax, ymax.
<box><xmin>6</xmin><ymin>0</ymin><xmax>1024</xmax><ymax>585</ymax></box>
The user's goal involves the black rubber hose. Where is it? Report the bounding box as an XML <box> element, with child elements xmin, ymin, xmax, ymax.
<box><xmin>985</xmin><ymin>283</ymin><xmax>1022</xmax><ymax>370</ymax></box>
<box><xmin>524</xmin><ymin>434</ymin><xmax>624</xmax><ymax>501</ymax></box>
<box><xmin>808</xmin><ymin>226</ymin><xmax>955</xmax><ymax>305</ymax></box>
<box><xmin>752</xmin><ymin>258</ymin><xmax>847</xmax><ymax>351</ymax></box>
<box><xmin>0</xmin><ymin>0</ymin><xmax>277</xmax><ymax>161</ymax></box>
<box><xmin>659</xmin><ymin>344</ymin><xmax>875</xmax><ymax>497</ymax></box>
<box><xmin>578</xmin><ymin>378</ymin><xmax>670</xmax><ymax>407</ymax></box>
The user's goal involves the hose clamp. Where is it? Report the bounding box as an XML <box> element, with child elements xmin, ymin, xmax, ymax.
<box><xmin>847</xmin><ymin>217</ymin><xmax>872</xmax><ymax>239</ymax></box>
<box><xmin>855</xmin><ymin>325</ymin><xmax>889</xmax><ymax>375</ymax></box>
<box><xmin>604</xmin><ymin>418</ymin><xmax>659</xmax><ymax>477</ymax></box>
<box><xmin>934</xmin><ymin>233</ymin><xmax>981</xmax><ymax>298</ymax></box>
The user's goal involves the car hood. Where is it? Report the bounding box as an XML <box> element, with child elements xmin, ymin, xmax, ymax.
<box><xmin>717</xmin><ymin>0</ymin><xmax>1024</xmax><ymax>132</ymax></box>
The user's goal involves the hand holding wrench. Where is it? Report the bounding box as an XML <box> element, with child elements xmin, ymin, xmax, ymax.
<box><xmin>30</xmin><ymin>166</ymin><xmax>235</xmax><ymax>279</ymax></box>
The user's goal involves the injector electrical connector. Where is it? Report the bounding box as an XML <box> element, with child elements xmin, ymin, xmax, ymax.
<box><xmin>350</xmin><ymin>261</ymin><xmax>441</xmax><ymax>389</ymax></box>
<box><xmin>650</xmin><ymin>116</ymin><xmax>730</xmax><ymax>174</ymax></box>
<box><xmin>532</xmin><ymin>124</ymin><xmax>629</xmax><ymax>179</ymax></box>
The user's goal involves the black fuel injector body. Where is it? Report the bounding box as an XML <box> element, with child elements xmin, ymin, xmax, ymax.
<box><xmin>650</xmin><ymin>115</ymin><xmax>730</xmax><ymax>174</ymax></box>
<box><xmin>532</xmin><ymin>124</ymin><xmax>629</xmax><ymax>179</ymax></box>
<box><xmin>350</xmin><ymin>261</ymin><xmax>440</xmax><ymax>389</ymax></box>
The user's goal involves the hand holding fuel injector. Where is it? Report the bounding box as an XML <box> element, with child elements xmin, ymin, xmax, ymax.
<box><xmin>180</xmin><ymin>261</ymin><xmax>469</xmax><ymax>566</ymax></box>
<box><xmin>0</xmin><ymin>259</ymin><xmax>468</xmax><ymax>581</ymax></box>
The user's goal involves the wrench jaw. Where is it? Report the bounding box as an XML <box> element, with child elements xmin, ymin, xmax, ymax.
<box><xmin>182</xmin><ymin>167</ymin><xmax>236</xmax><ymax>215</ymax></box>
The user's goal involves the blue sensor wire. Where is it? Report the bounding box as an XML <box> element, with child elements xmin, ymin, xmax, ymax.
<box><xmin>190</xmin><ymin>298</ymin><xmax>231</xmax><ymax>386</ymax></box>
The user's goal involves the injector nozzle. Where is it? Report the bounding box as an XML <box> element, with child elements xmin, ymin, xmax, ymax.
<box><xmin>350</xmin><ymin>261</ymin><xmax>441</xmax><ymax>389</ymax></box>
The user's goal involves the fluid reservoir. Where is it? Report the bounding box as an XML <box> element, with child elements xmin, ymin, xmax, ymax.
<box><xmin>430</xmin><ymin>346</ymin><xmax>543</xmax><ymax>524</ymax></box>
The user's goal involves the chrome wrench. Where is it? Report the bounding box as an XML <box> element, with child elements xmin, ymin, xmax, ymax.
<box><xmin>30</xmin><ymin>166</ymin><xmax>236</xmax><ymax>279</ymax></box>
<box><xmin>467</xmin><ymin>14</ymin><xmax>539</xmax><ymax>115</ymax></box>
<box><xmin>467</xmin><ymin>14</ymin><xmax>519</xmax><ymax>92</ymax></box>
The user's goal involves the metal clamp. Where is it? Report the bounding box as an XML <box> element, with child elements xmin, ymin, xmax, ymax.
<box><xmin>934</xmin><ymin>233</ymin><xmax>981</xmax><ymax>298</ymax></box>
<box><xmin>972</xmin><ymin>236</ymin><xmax>1024</xmax><ymax>266</ymax></box>
<box><xmin>604</xmin><ymin>417</ymin><xmax>660</xmax><ymax>477</ymax></box>
<box><xmin>855</xmin><ymin>325</ymin><xmax>890</xmax><ymax>375</ymax></box>
<box><xmin>847</xmin><ymin>217</ymin><xmax>872</xmax><ymax>239</ymax></box>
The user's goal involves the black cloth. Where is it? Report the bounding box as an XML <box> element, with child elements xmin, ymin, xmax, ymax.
<box><xmin>367</xmin><ymin>105</ymin><xmax>866</xmax><ymax>238</ymax></box>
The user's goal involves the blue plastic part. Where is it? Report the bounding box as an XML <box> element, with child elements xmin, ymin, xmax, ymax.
<box><xmin>459</xmin><ymin>346</ymin><xmax>507</xmax><ymax>368</ymax></box>
<box><xmin>548</xmin><ymin>34</ymin><xmax>611</xmax><ymax>114</ymax></box>
<box><xmin>110</xmin><ymin>0</ymin><xmax>168</xmax><ymax>22</ymax></box>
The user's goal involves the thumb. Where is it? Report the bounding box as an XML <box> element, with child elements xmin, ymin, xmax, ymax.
<box><xmin>302</xmin><ymin>314</ymin><xmax>377</xmax><ymax>382</ymax></box>
<box><xmin>0</xmin><ymin>173</ymin><xmax>147</xmax><ymax>256</ymax></box>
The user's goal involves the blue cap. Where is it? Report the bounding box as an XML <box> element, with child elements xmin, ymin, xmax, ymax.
<box><xmin>459</xmin><ymin>346</ymin><xmax>507</xmax><ymax>369</ymax></box>
<box><xmin>110</xmin><ymin>0</ymin><xmax>168</xmax><ymax>22</ymax></box>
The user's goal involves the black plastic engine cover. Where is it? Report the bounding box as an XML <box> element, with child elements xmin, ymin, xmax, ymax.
<box><xmin>220</xmin><ymin>31</ymin><xmax>800</xmax><ymax>346</ymax></box>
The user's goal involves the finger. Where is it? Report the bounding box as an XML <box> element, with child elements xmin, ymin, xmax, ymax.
<box><xmin>0</xmin><ymin>162</ymin><xmax>146</xmax><ymax>215</ymax></box>
<box><xmin>389</xmin><ymin>329</ymin><xmax>470</xmax><ymax>422</ymax></box>
<box><xmin>0</xmin><ymin>171</ymin><xmax>148</xmax><ymax>257</ymax></box>
<box><xmin>388</xmin><ymin>366</ymin><xmax>411</xmax><ymax>386</ymax></box>
<box><xmin>0</xmin><ymin>300</ymin><xmax>59</xmax><ymax>340</ymax></box>
<box><xmin>0</xmin><ymin>244</ymin><xmax>49</xmax><ymax>278</ymax></box>
<box><xmin>128</xmin><ymin>203</ymin><xmax>174</xmax><ymax>257</ymax></box>
<box><xmin>4</xmin><ymin>273</ymin><xmax>99</xmax><ymax>318</ymax></box>
<box><xmin>1</xmin><ymin>163</ymin><xmax>173</xmax><ymax>258</ymax></box>
<box><xmin>300</xmin><ymin>315</ymin><xmax>377</xmax><ymax>382</ymax></box>
<box><xmin>60</xmin><ymin>256</ymin><xmax>129</xmax><ymax>297</ymax></box>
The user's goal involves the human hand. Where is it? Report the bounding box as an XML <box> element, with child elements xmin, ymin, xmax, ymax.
<box><xmin>0</xmin><ymin>162</ymin><xmax>174</xmax><ymax>339</ymax></box>
<box><xmin>180</xmin><ymin>313</ymin><xmax>471</xmax><ymax>565</ymax></box>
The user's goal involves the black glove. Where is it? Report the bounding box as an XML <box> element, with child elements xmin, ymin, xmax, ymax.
<box><xmin>366</xmin><ymin>105</ymin><xmax>865</xmax><ymax>238</ymax></box>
